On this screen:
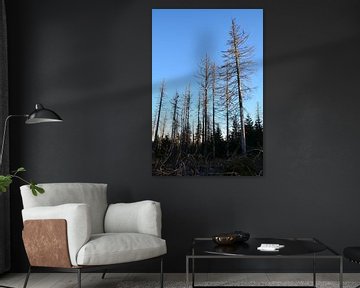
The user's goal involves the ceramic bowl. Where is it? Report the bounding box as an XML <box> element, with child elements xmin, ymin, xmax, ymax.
<box><xmin>212</xmin><ymin>233</ymin><xmax>238</xmax><ymax>245</ymax></box>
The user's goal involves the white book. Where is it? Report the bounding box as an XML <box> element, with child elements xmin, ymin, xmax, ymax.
<box><xmin>257</xmin><ymin>243</ymin><xmax>285</xmax><ymax>251</ymax></box>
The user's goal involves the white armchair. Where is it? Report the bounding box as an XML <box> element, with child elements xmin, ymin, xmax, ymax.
<box><xmin>20</xmin><ymin>183</ymin><xmax>166</xmax><ymax>288</ymax></box>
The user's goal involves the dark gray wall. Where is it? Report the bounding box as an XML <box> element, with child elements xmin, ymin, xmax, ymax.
<box><xmin>5</xmin><ymin>0</ymin><xmax>360</xmax><ymax>272</ymax></box>
<box><xmin>0</xmin><ymin>0</ymin><xmax>10</xmax><ymax>274</ymax></box>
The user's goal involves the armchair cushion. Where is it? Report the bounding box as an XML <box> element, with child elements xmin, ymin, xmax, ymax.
<box><xmin>22</xmin><ymin>203</ymin><xmax>91</xmax><ymax>266</ymax></box>
<box><xmin>21</xmin><ymin>183</ymin><xmax>108</xmax><ymax>234</ymax></box>
<box><xmin>76</xmin><ymin>233</ymin><xmax>167</xmax><ymax>266</ymax></box>
<box><xmin>104</xmin><ymin>201</ymin><xmax>162</xmax><ymax>237</ymax></box>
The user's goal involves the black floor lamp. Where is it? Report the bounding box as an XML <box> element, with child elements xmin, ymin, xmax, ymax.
<box><xmin>0</xmin><ymin>103</ymin><xmax>62</xmax><ymax>288</ymax></box>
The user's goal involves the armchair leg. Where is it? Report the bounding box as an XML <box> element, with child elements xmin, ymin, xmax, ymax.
<box><xmin>23</xmin><ymin>266</ymin><xmax>31</xmax><ymax>288</ymax></box>
<box><xmin>101</xmin><ymin>270</ymin><xmax>107</xmax><ymax>279</ymax></box>
<box><xmin>77</xmin><ymin>269</ymin><xmax>81</xmax><ymax>288</ymax></box>
<box><xmin>160</xmin><ymin>257</ymin><xmax>164</xmax><ymax>288</ymax></box>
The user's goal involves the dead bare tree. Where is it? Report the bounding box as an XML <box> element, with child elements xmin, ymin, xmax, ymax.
<box><xmin>154</xmin><ymin>80</ymin><xmax>166</xmax><ymax>148</ymax></box>
<box><xmin>223</xmin><ymin>19</ymin><xmax>255</xmax><ymax>155</ymax></box>
<box><xmin>152</xmin><ymin>105</ymin><xmax>158</xmax><ymax>141</ymax></box>
<box><xmin>160</xmin><ymin>111</ymin><xmax>167</xmax><ymax>139</ymax></box>
<box><xmin>195</xmin><ymin>92</ymin><xmax>202</xmax><ymax>146</ymax></box>
<box><xmin>219</xmin><ymin>61</ymin><xmax>236</xmax><ymax>157</ymax></box>
<box><xmin>211</xmin><ymin>63</ymin><xmax>217</xmax><ymax>158</ymax></box>
<box><xmin>198</xmin><ymin>54</ymin><xmax>211</xmax><ymax>155</ymax></box>
<box><xmin>180</xmin><ymin>85</ymin><xmax>191</xmax><ymax>148</ymax></box>
<box><xmin>170</xmin><ymin>91</ymin><xmax>180</xmax><ymax>143</ymax></box>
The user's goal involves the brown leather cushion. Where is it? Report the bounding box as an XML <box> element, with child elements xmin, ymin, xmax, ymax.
<box><xmin>23</xmin><ymin>219</ymin><xmax>72</xmax><ymax>268</ymax></box>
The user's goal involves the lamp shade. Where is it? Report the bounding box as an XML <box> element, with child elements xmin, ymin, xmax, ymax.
<box><xmin>25</xmin><ymin>104</ymin><xmax>63</xmax><ymax>124</ymax></box>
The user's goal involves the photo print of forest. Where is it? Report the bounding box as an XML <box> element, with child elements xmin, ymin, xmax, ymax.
<box><xmin>152</xmin><ymin>9</ymin><xmax>263</xmax><ymax>176</ymax></box>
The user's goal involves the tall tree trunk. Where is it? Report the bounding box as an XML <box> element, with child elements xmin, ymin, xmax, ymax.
<box><xmin>171</xmin><ymin>92</ymin><xmax>179</xmax><ymax>142</ymax></box>
<box><xmin>154</xmin><ymin>80</ymin><xmax>165</xmax><ymax>149</ymax></box>
<box><xmin>231</xmin><ymin>20</ymin><xmax>246</xmax><ymax>155</ymax></box>
<box><xmin>226</xmin><ymin>101</ymin><xmax>229</xmax><ymax>157</ymax></box>
<box><xmin>152</xmin><ymin>106</ymin><xmax>158</xmax><ymax>141</ymax></box>
<box><xmin>196</xmin><ymin>93</ymin><xmax>201</xmax><ymax>146</ymax></box>
<box><xmin>211</xmin><ymin>63</ymin><xmax>216</xmax><ymax>158</ymax></box>
<box><xmin>202</xmin><ymin>105</ymin><xmax>205</xmax><ymax>145</ymax></box>
<box><xmin>161</xmin><ymin>112</ymin><xmax>167</xmax><ymax>139</ymax></box>
<box><xmin>202</xmin><ymin>55</ymin><xmax>210</xmax><ymax>155</ymax></box>
<box><xmin>221</xmin><ymin>62</ymin><xmax>231</xmax><ymax>158</ymax></box>
<box><xmin>204</xmin><ymin>86</ymin><xmax>208</xmax><ymax>149</ymax></box>
<box><xmin>184</xmin><ymin>85</ymin><xmax>191</xmax><ymax>146</ymax></box>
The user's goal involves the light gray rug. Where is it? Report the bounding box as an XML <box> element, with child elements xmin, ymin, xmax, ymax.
<box><xmin>113</xmin><ymin>280</ymin><xmax>355</xmax><ymax>287</ymax></box>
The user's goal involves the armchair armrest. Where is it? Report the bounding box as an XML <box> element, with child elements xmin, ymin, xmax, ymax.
<box><xmin>22</xmin><ymin>203</ymin><xmax>91</xmax><ymax>266</ymax></box>
<box><xmin>104</xmin><ymin>200</ymin><xmax>162</xmax><ymax>237</ymax></box>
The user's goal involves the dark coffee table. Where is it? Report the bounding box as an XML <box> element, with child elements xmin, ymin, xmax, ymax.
<box><xmin>186</xmin><ymin>237</ymin><xmax>342</xmax><ymax>288</ymax></box>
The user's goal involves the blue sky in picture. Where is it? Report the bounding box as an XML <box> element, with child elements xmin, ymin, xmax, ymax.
<box><xmin>152</xmin><ymin>9</ymin><xmax>263</xmax><ymax>136</ymax></box>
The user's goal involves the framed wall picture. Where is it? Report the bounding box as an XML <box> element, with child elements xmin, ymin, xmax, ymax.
<box><xmin>152</xmin><ymin>9</ymin><xmax>263</xmax><ymax>176</ymax></box>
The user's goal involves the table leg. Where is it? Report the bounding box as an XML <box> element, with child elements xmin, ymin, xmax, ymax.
<box><xmin>339</xmin><ymin>257</ymin><xmax>343</xmax><ymax>288</ymax></box>
<box><xmin>186</xmin><ymin>257</ymin><xmax>189</xmax><ymax>288</ymax></box>
<box><xmin>192</xmin><ymin>246</ymin><xmax>195</xmax><ymax>288</ymax></box>
<box><xmin>313</xmin><ymin>254</ymin><xmax>316</xmax><ymax>287</ymax></box>
<box><xmin>192</xmin><ymin>257</ymin><xmax>195</xmax><ymax>288</ymax></box>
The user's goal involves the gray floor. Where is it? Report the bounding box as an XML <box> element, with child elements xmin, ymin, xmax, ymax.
<box><xmin>0</xmin><ymin>273</ymin><xmax>359</xmax><ymax>288</ymax></box>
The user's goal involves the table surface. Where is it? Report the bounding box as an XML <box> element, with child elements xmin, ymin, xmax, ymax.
<box><xmin>190</xmin><ymin>237</ymin><xmax>341</xmax><ymax>257</ymax></box>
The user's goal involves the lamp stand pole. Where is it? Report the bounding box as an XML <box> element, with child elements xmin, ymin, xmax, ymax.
<box><xmin>0</xmin><ymin>114</ymin><xmax>28</xmax><ymax>169</ymax></box>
